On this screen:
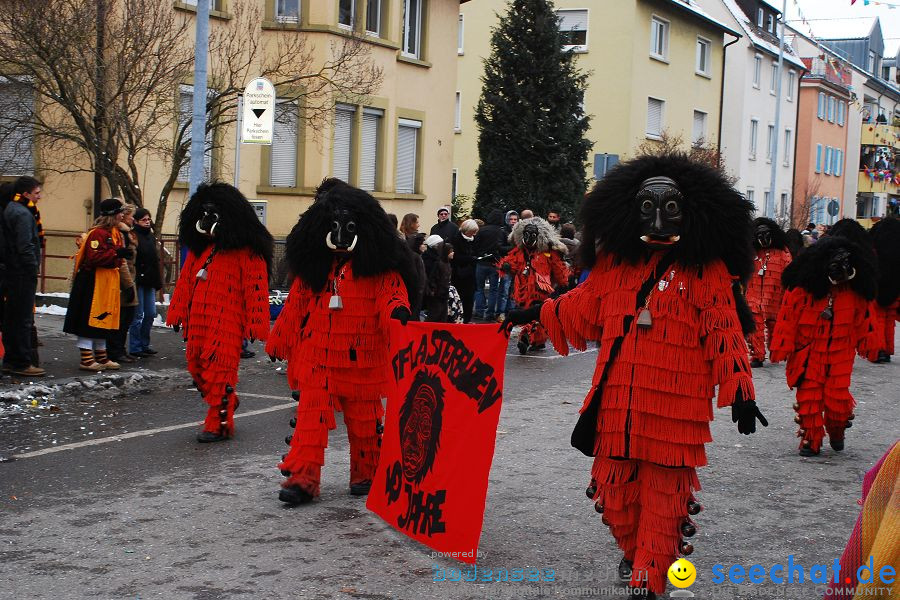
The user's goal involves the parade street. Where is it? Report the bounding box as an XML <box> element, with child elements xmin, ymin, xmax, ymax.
<box><xmin>0</xmin><ymin>314</ymin><xmax>897</xmax><ymax>600</ymax></box>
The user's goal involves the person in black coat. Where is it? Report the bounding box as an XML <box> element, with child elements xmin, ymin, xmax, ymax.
<box><xmin>429</xmin><ymin>206</ymin><xmax>459</xmax><ymax>241</ymax></box>
<box><xmin>472</xmin><ymin>209</ymin><xmax>508</xmax><ymax>320</ymax></box>
<box><xmin>406</xmin><ymin>232</ymin><xmax>427</xmax><ymax>320</ymax></box>
<box><xmin>128</xmin><ymin>208</ymin><xmax>163</xmax><ymax>356</ymax></box>
<box><xmin>450</xmin><ymin>219</ymin><xmax>478</xmax><ymax>323</ymax></box>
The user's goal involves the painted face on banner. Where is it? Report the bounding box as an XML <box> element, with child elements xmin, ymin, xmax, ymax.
<box><xmin>399</xmin><ymin>370</ymin><xmax>445</xmax><ymax>485</ymax></box>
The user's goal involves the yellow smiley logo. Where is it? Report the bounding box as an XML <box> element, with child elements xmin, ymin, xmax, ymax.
<box><xmin>667</xmin><ymin>558</ymin><xmax>696</xmax><ymax>588</ymax></box>
<box><xmin>89</xmin><ymin>240</ymin><xmax>99</xmax><ymax>249</ymax></box>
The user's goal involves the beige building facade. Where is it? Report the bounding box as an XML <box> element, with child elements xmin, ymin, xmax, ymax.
<box><xmin>455</xmin><ymin>0</ymin><xmax>737</xmax><ymax>205</ymax></box>
<box><xmin>1</xmin><ymin>0</ymin><xmax>462</xmax><ymax>291</ymax></box>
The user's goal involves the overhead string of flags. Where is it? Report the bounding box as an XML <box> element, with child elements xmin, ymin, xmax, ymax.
<box><xmin>850</xmin><ymin>0</ymin><xmax>898</xmax><ymax>7</ymax></box>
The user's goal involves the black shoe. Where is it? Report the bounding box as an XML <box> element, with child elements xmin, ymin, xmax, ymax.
<box><xmin>131</xmin><ymin>351</ymin><xmax>148</xmax><ymax>358</ymax></box>
<box><xmin>142</xmin><ymin>348</ymin><xmax>158</xmax><ymax>355</ymax></box>
<box><xmin>279</xmin><ymin>485</ymin><xmax>313</xmax><ymax>505</ymax></box>
<box><xmin>529</xmin><ymin>342</ymin><xmax>546</xmax><ymax>351</ymax></box>
<box><xmin>350</xmin><ymin>480</ymin><xmax>372</xmax><ymax>496</ymax></box>
<box><xmin>750</xmin><ymin>359</ymin><xmax>764</xmax><ymax>368</ymax></box>
<box><xmin>799</xmin><ymin>447</ymin><xmax>820</xmax><ymax>457</ymax></box>
<box><xmin>517</xmin><ymin>334</ymin><xmax>529</xmax><ymax>355</ymax></box>
<box><xmin>876</xmin><ymin>351</ymin><xmax>891</xmax><ymax>363</ymax></box>
<box><xmin>240</xmin><ymin>350</ymin><xmax>256</xmax><ymax>359</ymax></box>
<box><xmin>830</xmin><ymin>438</ymin><xmax>845</xmax><ymax>451</ymax></box>
<box><xmin>617</xmin><ymin>558</ymin><xmax>633</xmax><ymax>583</ymax></box>
<box><xmin>196</xmin><ymin>430</ymin><xmax>228</xmax><ymax>443</ymax></box>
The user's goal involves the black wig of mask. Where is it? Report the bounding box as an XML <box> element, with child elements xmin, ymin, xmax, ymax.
<box><xmin>752</xmin><ymin>217</ymin><xmax>788</xmax><ymax>251</ymax></box>
<box><xmin>870</xmin><ymin>217</ymin><xmax>900</xmax><ymax>307</ymax></box>
<box><xmin>286</xmin><ymin>180</ymin><xmax>419</xmax><ymax>295</ymax></box>
<box><xmin>578</xmin><ymin>153</ymin><xmax>755</xmax><ymax>283</ymax></box>
<box><xmin>829</xmin><ymin>218</ymin><xmax>875</xmax><ymax>254</ymax></box>
<box><xmin>178</xmin><ymin>181</ymin><xmax>274</xmax><ymax>271</ymax></box>
<box><xmin>781</xmin><ymin>235</ymin><xmax>877</xmax><ymax>301</ymax></box>
<box><xmin>785</xmin><ymin>228</ymin><xmax>805</xmax><ymax>258</ymax></box>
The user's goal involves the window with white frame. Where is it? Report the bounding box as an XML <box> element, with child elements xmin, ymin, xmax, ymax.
<box><xmin>276</xmin><ymin>0</ymin><xmax>300</xmax><ymax>23</ymax></box>
<box><xmin>756</xmin><ymin>8</ymin><xmax>763</xmax><ymax>27</ymax></box>
<box><xmin>764</xmin><ymin>191</ymin><xmax>772</xmax><ymax>214</ymax></box>
<box><xmin>746</xmin><ymin>188</ymin><xmax>755</xmax><ymax>209</ymax></box>
<box><xmin>837</xmin><ymin>101</ymin><xmax>845</xmax><ymax>126</ymax></box>
<box><xmin>647</xmin><ymin>97</ymin><xmax>664</xmax><ymax>138</ymax></box>
<box><xmin>451</xmin><ymin>168</ymin><xmax>458</xmax><ymax>200</ymax></box>
<box><xmin>692</xmin><ymin>110</ymin><xmax>707</xmax><ymax>144</ymax></box>
<box><xmin>0</xmin><ymin>79</ymin><xmax>34</xmax><ymax>176</ymax></box>
<box><xmin>827</xmin><ymin>96</ymin><xmax>835</xmax><ymax>122</ymax></box>
<box><xmin>867</xmin><ymin>50</ymin><xmax>876</xmax><ymax>74</ymax></box>
<box><xmin>783</xmin><ymin>129</ymin><xmax>792</xmax><ymax>166</ymax></box>
<box><xmin>402</xmin><ymin>0</ymin><xmax>423</xmax><ymax>59</ymax></box>
<box><xmin>177</xmin><ymin>86</ymin><xmax>212</xmax><ymax>181</ymax></box>
<box><xmin>766</xmin><ymin>124</ymin><xmax>775</xmax><ymax>160</ymax></box>
<box><xmin>787</xmin><ymin>70</ymin><xmax>795</xmax><ymax>101</ymax></box>
<box><xmin>270</xmin><ymin>99</ymin><xmax>299</xmax><ymax>187</ymax></box>
<box><xmin>749</xmin><ymin>119</ymin><xmax>759</xmax><ymax>159</ymax></box>
<box><xmin>770</xmin><ymin>63</ymin><xmax>777</xmax><ymax>93</ymax></box>
<box><xmin>366</xmin><ymin>0</ymin><xmax>382</xmax><ymax>36</ymax></box>
<box><xmin>815</xmin><ymin>144</ymin><xmax>822</xmax><ymax>173</ymax></box>
<box><xmin>753</xmin><ymin>55</ymin><xmax>761</xmax><ymax>87</ymax></box>
<box><xmin>696</xmin><ymin>37</ymin><xmax>711</xmax><ymax>76</ymax></box>
<box><xmin>817</xmin><ymin>92</ymin><xmax>825</xmax><ymax>119</ymax></box>
<box><xmin>779</xmin><ymin>193</ymin><xmax>788</xmax><ymax>219</ymax></box>
<box><xmin>824</xmin><ymin>146</ymin><xmax>832</xmax><ymax>175</ymax></box>
<box><xmin>454</xmin><ymin>91</ymin><xmax>461</xmax><ymax>131</ymax></box>
<box><xmin>767</xmin><ymin>13</ymin><xmax>774</xmax><ymax>33</ymax></box>
<box><xmin>339</xmin><ymin>0</ymin><xmax>354</xmax><ymax>28</ymax></box>
<box><xmin>396</xmin><ymin>118</ymin><xmax>421</xmax><ymax>194</ymax></box>
<box><xmin>359</xmin><ymin>107</ymin><xmax>382</xmax><ymax>192</ymax></box>
<box><xmin>557</xmin><ymin>10</ymin><xmax>588</xmax><ymax>51</ymax></box>
<box><xmin>332</xmin><ymin>104</ymin><xmax>355</xmax><ymax>182</ymax></box>
<box><xmin>457</xmin><ymin>13</ymin><xmax>464</xmax><ymax>54</ymax></box>
<box><xmin>650</xmin><ymin>16</ymin><xmax>668</xmax><ymax>60</ymax></box>
<box><xmin>183</xmin><ymin>0</ymin><xmax>217</xmax><ymax>9</ymax></box>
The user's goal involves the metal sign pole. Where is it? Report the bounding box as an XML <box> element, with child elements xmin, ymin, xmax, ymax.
<box><xmin>234</xmin><ymin>95</ymin><xmax>242</xmax><ymax>189</ymax></box>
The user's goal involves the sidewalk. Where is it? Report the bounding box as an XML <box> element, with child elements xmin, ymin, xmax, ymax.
<box><xmin>0</xmin><ymin>313</ymin><xmax>187</xmax><ymax>403</ymax></box>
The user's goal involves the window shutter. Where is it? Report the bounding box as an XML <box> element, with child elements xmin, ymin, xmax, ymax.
<box><xmin>824</xmin><ymin>146</ymin><xmax>832</xmax><ymax>175</ymax></box>
<box><xmin>270</xmin><ymin>100</ymin><xmax>298</xmax><ymax>187</ymax></box>
<box><xmin>647</xmin><ymin>98</ymin><xmax>663</xmax><ymax>136</ymax></box>
<box><xmin>396</xmin><ymin>120</ymin><xmax>420</xmax><ymax>194</ymax></box>
<box><xmin>815</xmin><ymin>144</ymin><xmax>822</xmax><ymax>172</ymax></box>
<box><xmin>332</xmin><ymin>104</ymin><xmax>354</xmax><ymax>182</ymax></box>
<box><xmin>0</xmin><ymin>81</ymin><xmax>34</xmax><ymax>176</ymax></box>
<box><xmin>359</xmin><ymin>107</ymin><xmax>382</xmax><ymax>192</ymax></box>
<box><xmin>558</xmin><ymin>9</ymin><xmax>587</xmax><ymax>34</ymax></box>
<box><xmin>692</xmin><ymin>111</ymin><xmax>706</xmax><ymax>143</ymax></box>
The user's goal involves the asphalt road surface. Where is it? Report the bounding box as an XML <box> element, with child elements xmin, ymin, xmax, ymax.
<box><xmin>0</xmin><ymin>315</ymin><xmax>897</xmax><ymax>599</ymax></box>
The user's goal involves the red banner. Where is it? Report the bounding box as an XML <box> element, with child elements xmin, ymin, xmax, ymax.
<box><xmin>366</xmin><ymin>321</ymin><xmax>507</xmax><ymax>563</ymax></box>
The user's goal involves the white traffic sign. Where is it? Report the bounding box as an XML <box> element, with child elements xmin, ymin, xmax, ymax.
<box><xmin>241</xmin><ymin>78</ymin><xmax>275</xmax><ymax>145</ymax></box>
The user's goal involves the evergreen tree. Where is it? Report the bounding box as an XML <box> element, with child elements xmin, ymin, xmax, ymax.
<box><xmin>473</xmin><ymin>0</ymin><xmax>592</xmax><ymax>221</ymax></box>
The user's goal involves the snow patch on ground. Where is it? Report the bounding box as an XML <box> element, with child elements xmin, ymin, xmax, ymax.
<box><xmin>35</xmin><ymin>304</ymin><xmax>68</xmax><ymax>316</ymax></box>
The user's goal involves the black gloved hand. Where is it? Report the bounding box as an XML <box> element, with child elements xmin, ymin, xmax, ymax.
<box><xmin>501</xmin><ymin>262</ymin><xmax>512</xmax><ymax>273</ymax></box>
<box><xmin>390</xmin><ymin>306</ymin><xmax>411</xmax><ymax>325</ymax></box>
<box><xmin>499</xmin><ymin>303</ymin><xmax>543</xmax><ymax>336</ymax></box>
<box><xmin>115</xmin><ymin>247</ymin><xmax>134</xmax><ymax>259</ymax></box>
<box><xmin>123</xmin><ymin>287</ymin><xmax>135</xmax><ymax>304</ymax></box>
<box><xmin>732</xmin><ymin>398</ymin><xmax>768</xmax><ymax>435</ymax></box>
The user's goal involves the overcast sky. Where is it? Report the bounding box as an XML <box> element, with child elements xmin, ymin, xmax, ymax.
<box><xmin>786</xmin><ymin>0</ymin><xmax>900</xmax><ymax>57</ymax></box>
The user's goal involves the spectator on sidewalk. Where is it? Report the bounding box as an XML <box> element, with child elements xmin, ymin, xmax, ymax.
<box><xmin>495</xmin><ymin>210</ymin><xmax>519</xmax><ymax>321</ymax></box>
<box><xmin>430</xmin><ymin>206</ymin><xmax>459</xmax><ymax>241</ymax></box>
<box><xmin>63</xmin><ymin>198</ymin><xmax>129</xmax><ymax>371</ymax></box>
<box><xmin>406</xmin><ymin>232</ymin><xmax>427</xmax><ymax>320</ymax></box>
<box><xmin>129</xmin><ymin>208</ymin><xmax>162</xmax><ymax>357</ymax></box>
<box><xmin>1</xmin><ymin>176</ymin><xmax>45</xmax><ymax>377</ymax></box>
<box><xmin>472</xmin><ymin>209</ymin><xmax>507</xmax><ymax>320</ymax></box>
<box><xmin>450</xmin><ymin>219</ymin><xmax>478</xmax><ymax>323</ymax></box>
<box><xmin>106</xmin><ymin>204</ymin><xmax>138</xmax><ymax>363</ymax></box>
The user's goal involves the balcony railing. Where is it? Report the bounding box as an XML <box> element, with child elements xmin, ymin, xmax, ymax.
<box><xmin>860</xmin><ymin>123</ymin><xmax>900</xmax><ymax>148</ymax></box>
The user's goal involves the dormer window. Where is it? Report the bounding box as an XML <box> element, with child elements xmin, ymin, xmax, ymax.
<box><xmin>767</xmin><ymin>13</ymin><xmax>774</xmax><ymax>33</ymax></box>
<box><xmin>757</xmin><ymin>7</ymin><xmax>763</xmax><ymax>27</ymax></box>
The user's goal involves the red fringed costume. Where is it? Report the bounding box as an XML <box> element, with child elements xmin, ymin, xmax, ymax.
<box><xmin>745</xmin><ymin>248</ymin><xmax>791</xmax><ymax>362</ymax></box>
<box><xmin>267</xmin><ymin>261</ymin><xmax>408</xmax><ymax>497</ymax></box>
<box><xmin>167</xmin><ymin>247</ymin><xmax>270</xmax><ymax>436</ymax></box>
<box><xmin>867</xmin><ymin>301</ymin><xmax>899</xmax><ymax>361</ymax></box>
<box><xmin>769</xmin><ymin>235</ymin><xmax>879</xmax><ymax>456</ymax></box>
<box><xmin>499</xmin><ymin>249</ymin><xmax>569</xmax><ymax>350</ymax></box>
<box><xmin>540</xmin><ymin>253</ymin><xmax>753</xmax><ymax>593</ymax></box>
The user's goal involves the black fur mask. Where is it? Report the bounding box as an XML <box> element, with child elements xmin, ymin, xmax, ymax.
<box><xmin>579</xmin><ymin>153</ymin><xmax>755</xmax><ymax>281</ymax></box>
<box><xmin>286</xmin><ymin>179</ymin><xmax>419</xmax><ymax>295</ymax></box>
<box><xmin>752</xmin><ymin>217</ymin><xmax>787</xmax><ymax>251</ymax></box>
<box><xmin>637</xmin><ymin>176</ymin><xmax>683</xmax><ymax>249</ymax></box>
<box><xmin>870</xmin><ymin>218</ymin><xmax>900</xmax><ymax>307</ymax></box>
<box><xmin>178</xmin><ymin>182</ymin><xmax>274</xmax><ymax>271</ymax></box>
<box><xmin>782</xmin><ymin>236</ymin><xmax>877</xmax><ymax>300</ymax></box>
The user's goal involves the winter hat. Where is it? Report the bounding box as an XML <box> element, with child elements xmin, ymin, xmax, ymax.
<box><xmin>99</xmin><ymin>198</ymin><xmax>124</xmax><ymax>216</ymax></box>
<box><xmin>424</xmin><ymin>234</ymin><xmax>444</xmax><ymax>248</ymax></box>
<box><xmin>134</xmin><ymin>207</ymin><xmax>151</xmax><ymax>222</ymax></box>
<box><xmin>437</xmin><ymin>206</ymin><xmax>450</xmax><ymax>216</ymax></box>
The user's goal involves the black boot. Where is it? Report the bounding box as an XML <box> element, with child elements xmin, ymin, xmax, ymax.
<box><xmin>830</xmin><ymin>438</ymin><xmax>845</xmax><ymax>451</ymax></box>
<box><xmin>517</xmin><ymin>333</ymin><xmax>529</xmax><ymax>355</ymax></box>
<box><xmin>750</xmin><ymin>358</ymin><xmax>764</xmax><ymax>368</ymax></box>
<box><xmin>279</xmin><ymin>485</ymin><xmax>313</xmax><ymax>505</ymax></box>
<box><xmin>617</xmin><ymin>557</ymin><xmax>633</xmax><ymax>583</ymax></box>
<box><xmin>350</xmin><ymin>480</ymin><xmax>372</xmax><ymax>496</ymax></box>
<box><xmin>196</xmin><ymin>430</ymin><xmax>228</xmax><ymax>443</ymax></box>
